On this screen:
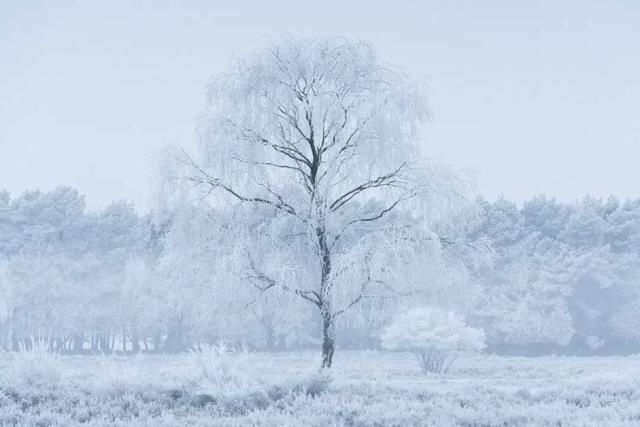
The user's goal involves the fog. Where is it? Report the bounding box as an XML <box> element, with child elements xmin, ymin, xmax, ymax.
<box><xmin>2</xmin><ymin>1</ymin><xmax>639</xmax><ymax>211</ymax></box>
<box><xmin>1</xmin><ymin>2</ymin><xmax>640</xmax><ymax>425</ymax></box>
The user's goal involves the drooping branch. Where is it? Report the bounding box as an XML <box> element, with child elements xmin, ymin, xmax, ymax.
<box><xmin>246</xmin><ymin>254</ymin><xmax>321</xmax><ymax>307</ymax></box>
<box><xmin>348</xmin><ymin>196</ymin><xmax>407</xmax><ymax>223</ymax></box>
<box><xmin>331</xmin><ymin>276</ymin><xmax>370</xmax><ymax>320</ymax></box>
<box><xmin>199</xmin><ymin>176</ymin><xmax>302</xmax><ymax>220</ymax></box>
<box><xmin>179</xmin><ymin>150</ymin><xmax>306</xmax><ymax>223</ymax></box>
<box><xmin>330</xmin><ymin>258</ymin><xmax>415</xmax><ymax>320</ymax></box>
<box><xmin>330</xmin><ymin>191</ymin><xmax>417</xmax><ymax>249</ymax></box>
<box><xmin>329</xmin><ymin>163</ymin><xmax>407</xmax><ymax>212</ymax></box>
<box><xmin>231</xmin><ymin>156</ymin><xmax>308</xmax><ymax>177</ymax></box>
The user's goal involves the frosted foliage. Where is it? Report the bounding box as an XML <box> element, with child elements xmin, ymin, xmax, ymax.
<box><xmin>475</xmin><ymin>250</ymin><xmax>575</xmax><ymax>347</ymax></box>
<box><xmin>152</xmin><ymin>144</ymin><xmax>192</xmax><ymax>215</ymax></box>
<box><xmin>158</xmin><ymin>204</ymin><xmax>311</xmax><ymax>343</ymax></box>
<box><xmin>190</xmin><ymin>37</ymin><xmax>468</xmax><ymax>227</ymax></box>
<box><xmin>382</xmin><ymin>307</ymin><xmax>485</xmax><ymax>354</ymax></box>
<box><xmin>382</xmin><ymin>307</ymin><xmax>485</xmax><ymax>374</ymax></box>
<box><xmin>198</xmin><ymin>37</ymin><xmax>427</xmax><ymax>192</ymax></box>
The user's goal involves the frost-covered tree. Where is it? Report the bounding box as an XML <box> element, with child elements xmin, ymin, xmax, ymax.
<box><xmin>381</xmin><ymin>306</ymin><xmax>485</xmax><ymax>374</ymax></box>
<box><xmin>176</xmin><ymin>37</ymin><xmax>470</xmax><ymax>367</ymax></box>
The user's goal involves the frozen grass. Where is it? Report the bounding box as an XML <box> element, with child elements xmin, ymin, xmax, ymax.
<box><xmin>183</xmin><ymin>342</ymin><xmax>258</xmax><ymax>397</ymax></box>
<box><xmin>1</xmin><ymin>351</ymin><xmax>640</xmax><ymax>425</ymax></box>
<box><xmin>6</xmin><ymin>338</ymin><xmax>63</xmax><ymax>388</ymax></box>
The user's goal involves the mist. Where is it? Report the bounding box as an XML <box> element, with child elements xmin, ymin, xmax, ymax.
<box><xmin>1</xmin><ymin>2</ymin><xmax>640</xmax><ymax>426</ymax></box>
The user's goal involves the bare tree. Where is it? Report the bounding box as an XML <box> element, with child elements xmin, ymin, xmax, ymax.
<box><xmin>179</xmin><ymin>37</ymin><xmax>468</xmax><ymax>368</ymax></box>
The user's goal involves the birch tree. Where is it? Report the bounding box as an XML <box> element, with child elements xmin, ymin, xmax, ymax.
<box><xmin>179</xmin><ymin>37</ymin><xmax>469</xmax><ymax>367</ymax></box>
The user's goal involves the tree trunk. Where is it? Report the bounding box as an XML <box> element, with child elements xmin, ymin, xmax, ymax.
<box><xmin>316</xmin><ymin>219</ymin><xmax>334</xmax><ymax>368</ymax></box>
<box><xmin>321</xmin><ymin>314</ymin><xmax>335</xmax><ymax>368</ymax></box>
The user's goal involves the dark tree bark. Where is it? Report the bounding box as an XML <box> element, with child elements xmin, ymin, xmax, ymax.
<box><xmin>321</xmin><ymin>314</ymin><xmax>335</xmax><ymax>368</ymax></box>
<box><xmin>317</xmin><ymin>222</ymin><xmax>335</xmax><ymax>368</ymax></box>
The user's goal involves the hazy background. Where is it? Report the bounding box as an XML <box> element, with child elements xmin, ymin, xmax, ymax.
<box><xmin>1</xmin><ymin>0</ymin><xmax>638</xmax><ymax>212</ymax></box>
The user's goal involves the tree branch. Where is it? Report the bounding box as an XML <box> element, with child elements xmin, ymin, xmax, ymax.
<box><xmin>329</xmin><ymin>163</ymin><xmax>407</xmax><ymax>212</ymax></box>
<box><xmin>180</xmin><ymin>150</ymin><xmax>306</xmax><ymax>222</ymax></box>
<box><xmin>246</xmin><ymin>255</ymin><xmax>321</xmax><ymax>307</ymax></box>
<box><xmin>330</xmin><ymin>191</ymin><xmax>416</xmax><ymax>249</ymax></box>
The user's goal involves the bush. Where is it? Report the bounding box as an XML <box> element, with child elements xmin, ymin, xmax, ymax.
<box><xmin>184</xmin><ymin>342</ymin><xmax>257</xmax><ymax>397</ymax></box>
<box><xmin>8</xmin><ymin>337</ymin><xmax>62</xmax><ymax>387</ymax></box>
<box><xmin>381</xmin><ymin>307</ymin><xmax>485</xmax><ymax>374</ymax></box>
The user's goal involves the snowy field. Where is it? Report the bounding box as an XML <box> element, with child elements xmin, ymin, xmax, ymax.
<box><xmin>1</xmin><ymin>350</ymin><xmax>640</xmax><ymax>426</ymax></box>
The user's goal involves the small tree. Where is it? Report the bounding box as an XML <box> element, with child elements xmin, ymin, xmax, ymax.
<box><xmin>381</xmin><ymin>306</ymin><xmax>485</xmax><ymax>374</ymax></box>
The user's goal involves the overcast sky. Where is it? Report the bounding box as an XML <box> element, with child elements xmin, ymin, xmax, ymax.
<box><xmin>1</xmin><ymin>0</ymin><xmax>639</xmax><ymax>211</ymax></box>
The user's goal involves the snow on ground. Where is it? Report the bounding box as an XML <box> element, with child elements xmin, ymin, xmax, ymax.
<box><xmin>1</xmin><ymin>350</ymin><xmax>640</xmax><ymax>426</ymax></box>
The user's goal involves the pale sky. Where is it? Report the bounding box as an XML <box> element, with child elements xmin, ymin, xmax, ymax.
<box><xmin>1</xmin><ymin>0</ymin><xmax>639</xmax><ymax>212</ymax></box>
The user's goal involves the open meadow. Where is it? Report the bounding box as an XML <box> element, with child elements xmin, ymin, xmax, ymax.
<box><xmin>1</xmin><ymin>350</ymin><xmax>640</xmax><ymax>426</ymax></box>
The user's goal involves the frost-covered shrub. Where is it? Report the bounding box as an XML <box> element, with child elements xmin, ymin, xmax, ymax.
<box><xmin>185</xmin><ymin>342</ymin><xmax>257</xmax><ymax>396</ymax></box>
<box><xmin>8</xmin><ymin>337</ymin><xmax>62</xmax><ymax>387</ymax></box>
<box><xmin>381</xmin><ymin>307</ymin><xmax>485</xmax><ymax>374</ymax></box>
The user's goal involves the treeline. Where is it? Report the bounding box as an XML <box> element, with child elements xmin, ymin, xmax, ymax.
<box><xmin>470</xmin><ymin>195</ymin><xmax>640</xmax><ymax>355</ymax></box>
<box><xmin>0</xmin><ymin>187</ymin><xmax>167</xmax><ymax>352</ymax></box>
<box><xmin>1</xmin><ymin>187</ymin><xmax>639</xmax><ymax>354</ymax></box>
